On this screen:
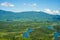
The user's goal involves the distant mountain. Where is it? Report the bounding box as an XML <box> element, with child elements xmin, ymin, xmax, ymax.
<box><xmin>0</xmin><ymin>10</ymin><xmax>60</xmax><ymax>22</ymax></box>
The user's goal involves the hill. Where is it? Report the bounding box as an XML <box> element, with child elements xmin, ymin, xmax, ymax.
<box><xmin>0</xmin><ymin>10</ymin><xmax>60</xmax><ymax>22</ymax></box>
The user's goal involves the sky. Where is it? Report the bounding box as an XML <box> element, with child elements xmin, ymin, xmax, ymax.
<box><xmin>0</xmin><ymin>0</ymin><xmax>60</xmax><ymax>14</ymax></box>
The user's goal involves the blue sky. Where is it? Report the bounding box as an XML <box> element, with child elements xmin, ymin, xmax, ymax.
<box><xmin>0</xmin><ymin>0</ymin><xmax>60</xmax><ymax>14</ymax></box>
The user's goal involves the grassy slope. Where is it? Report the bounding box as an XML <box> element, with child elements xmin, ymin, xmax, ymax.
<box><xmin>0</xmin><ymin>21</ymin><xmax>59</xmax><ymax>40</ymax></box>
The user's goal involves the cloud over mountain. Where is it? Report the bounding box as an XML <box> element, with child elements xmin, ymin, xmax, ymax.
<box><xmin>44</xmin><ymin>9</ymin><xmax>60</xmax><ymax>15</ymax></box>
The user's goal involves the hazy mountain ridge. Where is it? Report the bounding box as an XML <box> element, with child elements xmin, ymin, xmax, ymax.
<box><xmin>0</xmin><ymin>10</ymin><xmax>60</xmax><ymax>22</ymax></box>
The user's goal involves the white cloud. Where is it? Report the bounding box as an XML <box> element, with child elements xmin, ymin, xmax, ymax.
<box><xmin>9</xmin><ymin>4</ymin><xmax>14</xmax><ymax>7</ymax></box>
<box><xmin>53</xmin><ymin>10</ymin><xmax>60</xmax><ymax>14</ymax></box>
<box><xmin>0</xmin><ymin>2</ymin><xmax>8</xmax><ymax>7</ymax></box>
<box><xmin>44</xmin><ymin>9</ymin><xmax>52</xmax><ymax>14</ymax></box>
<box><xmin>23</xmin><ymin>3</ymin><xmax>40</xmax><ymax>12</ymax></box>
<box><xmin>0</xmin><ymin>2</ymin><xmax>15</xmax><ymax>7</ymax></box>
<box><xmin>23</xmin><ymin>3</ymin><xmax>37</xmax><ymax>7</ymax></box>
<box><xmin>44</xmin><ymin>9</ymin><xmax>60</xmax><ymax>15</ymax></box>
<box><xmin>23</xmin><ymin>3</ymin><xmax>39</xmax><ymax>10</ymax></box>
<box><xmin>30</xmin><ymin>3</ymin><xmax>37</xmax><ymax>7</ymax></box>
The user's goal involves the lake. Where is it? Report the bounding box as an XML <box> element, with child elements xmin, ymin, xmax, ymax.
<box><xmin>23</xmin><ymin>28</ymin><xmax>32</xmax><ymax>38</ymax></box>
<box><xmin>23</xmin><ymin>26</ymin><xmax>60</xmax><ymax>40</ymax></box>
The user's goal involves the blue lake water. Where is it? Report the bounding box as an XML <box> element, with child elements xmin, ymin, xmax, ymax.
<box><xmin>46</xmin><ymin>26</ymin><xmax>54</xmax><ymax>30</ymax></box>
<box><xmin>54</xmin><ymin>32</ymin><xmax>60</xmax><ymax>40</ymax></box>
<box><xmin>23</xmin><ymin>28</ymin><xmax>32</xmax><ymax>38</ymax></box>
<box><xmin>47</xmin><ymin>26</ymin><xmax>60</xmax><ymax>40</ymax></box>
<box><xmin>23</xmin><ymin>26</ymin><xmax>60</xmax><ymax>40</ymax></box>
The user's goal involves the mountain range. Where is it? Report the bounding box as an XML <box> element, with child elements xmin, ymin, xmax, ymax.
<box><xmin>0</xmin><ymin>10</ymin><xmax>60</xmax><ymax>22</ymax></box>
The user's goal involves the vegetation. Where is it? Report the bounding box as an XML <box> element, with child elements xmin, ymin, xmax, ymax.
<box><xmin>0</xmin><ymin>21</ymin><xmax>60</xmax><ymax>40</ymax></box>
